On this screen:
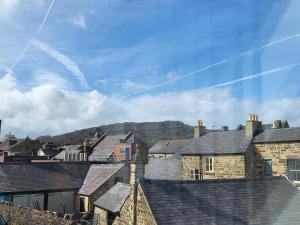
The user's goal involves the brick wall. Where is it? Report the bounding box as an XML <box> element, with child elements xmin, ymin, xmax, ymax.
<box><xmin>0</xmin><ymin>201</ymin><xmax>77</xmax><ymax>225</ymax></box>
<box><xmin>250</xmin><ymin>142</ymin><xmax>300</xmax><ymax>177</ymax></box>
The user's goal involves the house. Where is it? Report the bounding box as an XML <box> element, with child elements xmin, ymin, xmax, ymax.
<box><xmin>52</xmin><ymin>144</ymin><xmax>84</xmax><ymax>161</ymax></box>
<box><xmin>88</xmin><ymin>131</ymin><xmax>137</xmax><ymax>162</ymax></box>
<box><xmin>37</xmin><ymin>142</ymin><xmax>61</xmax><ymax>158</ymax></box>
<box><xmin>93</xmin><ymin>182</ymin><xmax>131</xmax><ymax>225</ymax></box>
<box><xmin>0</xmin><ymin>161</ymin><xmax>129</xmax><ymax>221</ymax></box>
<box><xmin>0</xmin><ymin>162</ymin><xmax>90</xmax><ymax>215</ymax></box>
<box><xmin>132</xmin><ymin>176</ymin><xmax>300</xmax><ymax>225</ymax></box>
<box><xmin>148</xmin><ymin>114</ymin><xmax>300</xmax><ymax>181</ymax></box>
<box><xmin>78</xmin><ymin>163</ymin><xmax>129</xmax><ymax>213</ymax></box>
<box><xmin>0</xmin><ymin>135</ymin><xmax>40</xmax><ymax>156</ymax></box>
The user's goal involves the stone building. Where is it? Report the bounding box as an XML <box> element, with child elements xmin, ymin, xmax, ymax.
<box><xmin>0</xmin><ymin>161</ymin><xmax>130</xmax><ymax>224</ymax></box>
<box><xmin>148</xmin><ymin>114</ymin><xmax>300</xmax><ymax>182</ymax></box>
<box><xmin>88</xmin><ymin>132</ymin><xmax>135</xmax><ymax>162</ymax></box>
<box><xmin>78</xmin><ymin>163</ymin><xmax>129</xmax><ymax>214</ymax></box>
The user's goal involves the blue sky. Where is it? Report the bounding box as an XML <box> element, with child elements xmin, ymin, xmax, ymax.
<box><xmin>0</xmin><ymin>0</ymin><xmax>300</xmax><ymax>136</ymax></box>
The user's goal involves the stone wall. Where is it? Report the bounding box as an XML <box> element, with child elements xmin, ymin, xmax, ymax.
<box><xmin>111</xmin><ymin>195</ymin><xmax>134</xmax><ymax>225</ymax></box>
<box><xmin>250</xmin><ymin>142</ymin><xmax>300</xmax><ymax>178</ymax></box>
<box><xmin>181</xmin><ymin>155</ymin><xmax>201</xmax><ymax>180</ymax></box>
<box><xmin>202</xmin><ymin>155</ymin><xmax>245</xmax><ymax>179</ymax></box>
<box><xmin>94</xmin><ymin>207</ymin><xmax>108</xmax><ymax>225</ymax></box>
<box><xmin>136</xmin><ymin>186</ymin><xmax>157</xmax><ymax>225</ymax></box>
<box><xmin>0</xmin><ymin>201</ymin><xmax>77</xmax><ymax>225</ymax></box>
<box><xmin>181</xmin><ymin>155</ymin><xmax>245</xmax><ymax>180</ymax></box>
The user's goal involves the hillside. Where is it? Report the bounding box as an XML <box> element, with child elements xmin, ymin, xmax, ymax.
<box><xmin>37</xmin><ymin>121</ymin><xmax>194</xmax><ymax>148</ymax></box>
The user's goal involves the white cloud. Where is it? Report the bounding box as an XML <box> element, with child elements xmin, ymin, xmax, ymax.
<box><xmin>0</xmin><ymin>74</ymin><xmax>300</xmax><ymax>137</ymax></box>
<box><xmin>166</xmin><ymin>70</ymin><xmax>179</xmax><ymax>82</ymax></box>
<box><xmin>0</xmin><ymin>0</ymin><xmax>19</xmax><ymax>16</ymax></box>
<box><xmin>72</xmin><ymin>14</ymin><xmax>86</xmax><ymax>28</ymax></box>
<box><xmin>96</xmin><ymin>79</ymin><xmax>107</xmax><ymax>85</ymax></box>
<box><xmin>31</xmin><ymin>39</ymin><xmax>89</xmax><ymax>88</ymax></box>
<box><xmin>122</xmin><ymin>80</ymin><xmax>149</xmax><ymax>90</ymax></box>
<box><xmin>32</xmin><ymin>71</ymin><xmax>72</xmax><ymax>89</ymax></box>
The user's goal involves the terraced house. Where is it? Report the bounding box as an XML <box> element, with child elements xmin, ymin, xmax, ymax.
<box><xmin>148</xmin><ymin>114</ymin><xmax>300</xmax><ymax>181</ymax></box>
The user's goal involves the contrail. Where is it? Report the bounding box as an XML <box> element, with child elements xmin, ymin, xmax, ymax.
<box><xmin>11</xmin><ymin>0</ymin><xmax>55</xmax><ymax>69</ymax></box>
<box><xmin>122</xmin><ymin>32</ymin><xmax>300</xmax><ymax>99</ymax></box>
<box><xmin>32</xmin><ymin>39</ymin><xmax>89</xmax><ymax>88</ymax></box>
<box><xmin>207</xmin><ymin>62</ymin><xmax>300</xmax><ymax>89</ymax></box>
<box><xmin>122</xmin><ymin>60</ymin><xmax>228</xmax><ymax>98</ymax></box>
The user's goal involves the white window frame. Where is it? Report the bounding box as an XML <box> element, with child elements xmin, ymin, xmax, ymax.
<box><xmin>288</xmin><ymin>159</ymin><xmax>300</xmax><ymax>182</ymax></box>
<box><xmin>190</xmin><ymin>169</ymin><xmax>200</xmax><ymax>180</ymax></box>
<box><xmin>204</xmin><ymin>157</ymin><xmax>214</xmax><ymax>173</ymax></box>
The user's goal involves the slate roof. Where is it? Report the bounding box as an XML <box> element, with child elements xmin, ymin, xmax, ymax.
<box><xmin>78</xmin><ymin>163</ymin><xmax>124</xmax><ymax>196</ymax></box>
<box><xmin>39</xmin><ymin>148</ymin><xmax>60</xmax><ymax>158</ymax></box>
<box><xmin>140</xmin><ymin>177</ymin><xmax>300</xmax><ymax>225</ymax></box>
<box><xmin>89</xmin><ymin>134</ymin><xmax>127</xmax><ymax>161</ymax></box>
<box><xmin>149</xmin><ymin>130</ymin><xmax>252</xmax><ymax>155</ymax></box>
<box><xmin>145</xmin><ymin>158</ymin><xmax>181</xmax><ymax>180</ymax></box>
<box><xmin>93</xmin><ymin>182</ymin><xmax>130</xmax><ymax>213</ymax></box>
<box><xmin>254</xmin><ymin>127</ymin><xmax>300</xmax><ymax>143</ymax></box>
<box><xmin>53</xmin><ymin>145</ymin><xmax>82</xmax><ymax>160</ymax></box>
<box><xmin>0</xmin><ymin>162</ymin><xmax>90</xmax><ymax>194</ymax></box>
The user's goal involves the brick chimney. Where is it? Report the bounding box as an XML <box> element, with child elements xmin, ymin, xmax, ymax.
<box><xmin>194</xmin><ymin>120</ymin><xmax>205</xmax><ymax>138</ymax></box>
<box><xmin>245</xmin><ymin>114</ymin><xmax>261</xmax><ymax>137</ymax></box>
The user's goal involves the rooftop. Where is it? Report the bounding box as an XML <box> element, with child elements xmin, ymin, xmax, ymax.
<box><xmin>140</xmin><ymin>176</ymin><xmax>300</xmax><ymax>225</ymax></box>
<box><xmin>0</xmin><ymin>162</ymin><xmax>90</xmax><ymax>194</ymax></box>
<box><xmin>78</xmin><ymin>163</ymin><xmax>125</xmax><ymax>196</ymax></box>
<box><xmin>93</xmin><ymin>182</ymin><xmax>130</xmax><ymax>213</ymax></box>
<box><xmin>145</xmin><ymin>158</ymin><xmax>181</xmax><ymax>180</ymax></box>
<box><xmin>149</xmin><ymin>130</ymin><xmax>252</xmax><ymax>155</ymax></box>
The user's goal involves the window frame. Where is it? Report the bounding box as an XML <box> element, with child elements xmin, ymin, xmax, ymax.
<box><xmin>288</xmin><ymin>159</ymin><xmax>300</xmax><ymax>182</ymax></box>
<box><xmin>263</xmin><ymin>159</ymin><xmax>272</xmax><ymax>176</ymax></box>
<box><xmin>204</xmin><ymin>157</ymin><xmax>214</xmax><ymax>173</ymax></box>
<box><xmin>190</xmin><ymin>169</ymin><xmax>200</xmax><ymax>180</ymax></box>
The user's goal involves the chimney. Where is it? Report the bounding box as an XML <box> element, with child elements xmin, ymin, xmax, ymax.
<box><xmin>194</xmin><ymin>120</ymin><xmax>205</xmax><ymax>138</ymax></box>
<box><xmin>222</xmin><ymin>126</ymin><xmax>229</xmax><ymax>131</ymax></box>
<box><xmin>272</xmin><ymin>120</ymin><xmax>282</xmax><ymax>129</ymax></box>
<box><xmin>245</xmin><ymin>114</ymin><xmax>262</xmax><ymax>137</ymax></box>
<box><xmin>272</xmin><ymin>120</ymin><xmax>289</xmax><ymax>129</ymax></box>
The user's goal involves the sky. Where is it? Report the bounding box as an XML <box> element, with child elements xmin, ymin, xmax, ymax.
<box><xmin>0</xmin><ymin>0</ymin><xmax>300</xmax><ymax>137</ymax></box>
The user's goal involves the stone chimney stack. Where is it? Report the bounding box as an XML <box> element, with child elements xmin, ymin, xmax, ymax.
<box><xmin>194</xmin><ymin>120</ymin><xmax>205</xmax><ymax>138</ymax></box>
<box><xmin>245</xmin><ymin>114</ymin><xmax>262</xmax><ymax>137</ymax></box>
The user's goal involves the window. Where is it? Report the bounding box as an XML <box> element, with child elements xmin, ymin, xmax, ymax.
<box><xmin>288</xmin><ymin>159</ymin><xmax>300</xmax><ymax>181</ymax></box>
<box><xmin>114</xmin><ymin>176</ymin><xmax>124</xmax><ymax>183</ymax></box>
<box><xmin>204</xmin><ymin>157</ymin><xmax>214</xmax><ymax>172</ymax></box>
<box><xmin>263</xmin><ymin>160</ymin><xmax>272</xmax><ymax>176</ymax></box>
<box><xmin>190</xmin><ymin>169</ymin><xmax>194</xmax><ymax>179</ymax></box>
<box><xmin>190</xmin><ymin>169</ymin><xmax>200</xmax><ymax>180</ymax></box>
